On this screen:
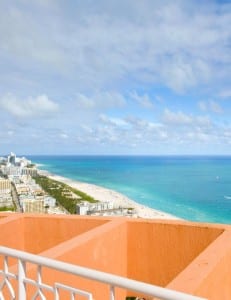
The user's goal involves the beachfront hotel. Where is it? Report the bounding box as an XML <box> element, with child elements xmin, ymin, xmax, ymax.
<box><xmin>0</xmin><ymin>213</ymin><xmax>231</xmax><ymax>299</ymax></box>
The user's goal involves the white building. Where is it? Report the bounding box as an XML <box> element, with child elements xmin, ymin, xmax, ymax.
<box><xmin>44</xmin><ymin>196</ymin><xmax>56</xmax><ymax>208</ymax></box>
<box><xmin>0</xmin><ymin>178</ymin><xmax>13</xmax><ymax>208</ymax></box>
<box><xmin>1</xmin><ymin>166</ymin><xmax>37</xmax><ymax>177</ymax></box>
<box><xmin>22</xmin><ymin>198</ymin><xmax>45</xmax><ymax>213</ymax></box>
<box><xmin>0</xmin><ymin>194</ymin><xmax>13</xmax><ymax>208</ymax></box>
<box><xmin>7</xmin><ymin>152</ymin><xmax>16</xmax><ymax>165</ymax></box>
<box><xmin>76</xmin><ymin>202</ymin><xmax>90</xmax><ymax>215</ymax></box>
<box><xmin>0</xmin><ymin>178</ymin><xmax>11</xmax><ymax>193</ymax></box>
<box><xmin>76</xmin><ymin>201</ymin><xmax>114</xmax><ymax>215</ymax></box>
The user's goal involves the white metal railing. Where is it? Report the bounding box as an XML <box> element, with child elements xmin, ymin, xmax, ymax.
<box><xmin>0</xmin><ymin>246</ymin><xmax>206</xmax><ymax>300</ymax></box>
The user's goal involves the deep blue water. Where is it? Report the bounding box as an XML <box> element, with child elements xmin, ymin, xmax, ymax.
<box><xmin>29</xmin><ymin>155</ymin><xmax>231</xmax><ymax>224</ymax></box>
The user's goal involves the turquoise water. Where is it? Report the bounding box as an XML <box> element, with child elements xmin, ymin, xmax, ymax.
<box><xmin>30</xmin><ymin>155</ymin><xmax>231</xmax><ymax>224</ymax></box>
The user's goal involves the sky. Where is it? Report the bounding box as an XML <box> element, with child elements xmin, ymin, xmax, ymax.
<box><xmin>0</xmin><ymin>0</ymin><xmax>230</xmax><ymax>155</ymax></box>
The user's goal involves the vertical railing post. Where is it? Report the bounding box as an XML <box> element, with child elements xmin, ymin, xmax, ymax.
<box><xmin>70</xmin><ymin>293</ymin><xmax>75</xmax><ymax>300</ymax></box>
<box><xmin>18</xmin><ymin>259</ymin><xmax>26</xmax><ymax>299</ymax></box>
<box><xmin>54</xmin><ymin>285</ymin><xmax>59</xmax><ymax>300</ymax></box>
<box><xmin>110</xmin><ymin>285</ymin><xmax>115</xmax><ymax>300</ymax></box>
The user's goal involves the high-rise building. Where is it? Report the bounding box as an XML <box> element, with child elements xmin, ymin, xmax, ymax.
<box><xmin>7</xmin><ymin>152</ymin><xmax>16</xmax><ymax>165</ymax></box>
<box><xmin>0</xmin><ymin>178</ymin><xmax>11</xmax><ymax>192</ymax></box>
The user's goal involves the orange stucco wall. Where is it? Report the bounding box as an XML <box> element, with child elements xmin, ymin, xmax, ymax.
<box><xmin>1</xmin><ymin>213</ymin><xmax>231</xmax><ymax>299</ymax></box>
<box><xmin>127</xmin><ymin>220</ymin><xmax>223</xmax><ymax>287</ymax></box>
<box><xmin>43</xmin><ymin>218</ymin><xmax>128</xmax><ymax>299</ymax></box>
<box><xmin>23</xmin><ymin>214</ymin><xmax>109</xmax><ymax>253</ymax></box>
<box><xmin>0</xmin><ymin>214</ymin><xmax>25</xmax><ymax>280</ymax></box>
<box><xmin>167</xmin><ymin>230</ymin><xmax>231</xmax><ymax>299</ymax></box>
<box><xmin>0</xmin><ymin>214</ymin><xmax>25</xmax><ymax>250</ymax></box>
<box><xmin>21</xmin><ymin>218</ymin><xmax>128</xmax><ymax>300</ymax></box>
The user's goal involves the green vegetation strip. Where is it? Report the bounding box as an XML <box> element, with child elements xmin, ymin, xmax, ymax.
<box><xmin>34</xmin><ymin>175</ymin><xmax>98</xmax><ymax>214</ymax></box>
<box><xmin>0</xmin><ymin>206</ymin><xmax>15</xmax><ymax>212</ymax></box>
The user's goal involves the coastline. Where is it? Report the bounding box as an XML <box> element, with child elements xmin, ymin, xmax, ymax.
<box><xmin>38</xmin><ymin>169</ymin><xmax>180</xmax><ymax>220</ymax></box>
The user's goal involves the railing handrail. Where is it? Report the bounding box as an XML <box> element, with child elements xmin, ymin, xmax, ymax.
<box><xmin>0</xmin><ymin>246</ymin><xmax>206</xmax><ymax>300</ymax></box>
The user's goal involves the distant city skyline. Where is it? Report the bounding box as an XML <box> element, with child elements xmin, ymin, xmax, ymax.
<box><xmin>0</xmin><ymin>0</ymin><xmax>230</xmax><ymax>155</ymax></box>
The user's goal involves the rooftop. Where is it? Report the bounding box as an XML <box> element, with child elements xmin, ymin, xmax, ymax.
<box><xmin>0</xmin><ymin>213</ymin><xmax>230</xmax><ymax>299</ymax></box>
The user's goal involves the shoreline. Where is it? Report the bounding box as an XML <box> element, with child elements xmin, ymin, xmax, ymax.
<box><xmin>38</xmin><ymin>169</ymin><xmax>180</xmax><ymax>220</ymax></box>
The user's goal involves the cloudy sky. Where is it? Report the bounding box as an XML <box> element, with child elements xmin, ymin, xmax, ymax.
<box><xmin>0</xmin><ymin>0</ymin><xmax>230</xmax><ymax>155</ymax></box>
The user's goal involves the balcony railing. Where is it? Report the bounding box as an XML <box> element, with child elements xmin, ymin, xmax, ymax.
<box><xmin>0</xmin><ymin>246</ymin><xmax>206</xmax><ymax>300</ymax></box>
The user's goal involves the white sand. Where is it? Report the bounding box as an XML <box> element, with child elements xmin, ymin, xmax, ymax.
<box><xmin>39</xmin><ymin>170</ymin><xmax>180</xmax><ymax>220</ymax></box>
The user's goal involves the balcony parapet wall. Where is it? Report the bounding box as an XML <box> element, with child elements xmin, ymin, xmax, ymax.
<box><xmin>0</xmin><ymin>213</ymin><xmax>230</xmax><ymax>299</ymax></box>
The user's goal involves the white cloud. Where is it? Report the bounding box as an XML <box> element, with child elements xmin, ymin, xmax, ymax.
<box><xmin>0</xmin><ymin>1</ymin><xmax>230</xmax><ymax>93</ymax></box>
<box><xmin>198</xmin><ymin>101</ymin><xmax>207</xmax><ymax>111</ymax></box>
<box><xmin>60</xmin><ymin>133</ymin><xmax>68</xmax><ymax>139</ymax></box>
<box><xmin>130</xmin><ymin>91</ymin><xmax>154</xmax><ymax>108</ymax></box>
<box><xmin>81</xmin><ymin>125</ymin><xmax>94</xmax><ymax>134</ymax></box>
<box><xmin>99</xmin><ymin>114</ymin><xmax>130</xmax><ymax>128</ymax></box>
<box><xmin>0</xmin><ymin>1</ymin><xmax>230</xmax><ymax>155</ymax></box>
<box><xmin>75</xmin><ymin>94</ymin><xmax>95</xmax><ymax>109</ymax></box>
<box><xmin>186</xmin><ymin>131</ymin><xmax>211</xmax><ymax>142</ymax></box>
<box><xmin>162</xmin><ymin>109</ymin><xmax>213</xmax><ymax>140</ymax></box>
<box><xmin>0</xmin><ymin>94</ymin><xmax>59</xmax><ymax>118</ymax></box>
<box><xmin>218</xmin><ymin>89</ymin><xmax>231</xmax><ymax>99</ymax></box>
<box><xmin>195</xmin><ymin>115</ymin><xmax>211</xmax><ymax>127</ymax></box>
<box><xmin>75</xmin><ymin>113</ymin><xmax>170</xmax><ymax>150</ymax></box>
<box><xmin>75</xmin><ymin>91</ymin><xmax>126</xmax><ymax>110</ymax></box>
<box><xmin>161</xmin><ymin>58</ymin><xmax>197</xmax><ymax>93</ymax></box>
<box><xmin>198</xmin><ymin>100</ymin><xmax>223</xmax><ymax>114</ymax></box>
<box><xmin>155</xmin><ymin>95</ymin><xmax>164</xmax><ymax>103</ymax></box>
<box><xmin>125</xmin><ymin>116</ymin><xmax>163</xmax><ymax>132</ymax></box>
<box><xmin>209</xmin><ymin>100</ymin><xmax>223</xmax><ymax>114</ymax></box>
<box><xmin>162</xmin><ymin>109</ymin><xmax>193</xmax><ymax>125</ymax></box>
<box><xmin>7</xmin><ymin>130</ymin><xmax>14</xmax><ymax>136</ymax></box>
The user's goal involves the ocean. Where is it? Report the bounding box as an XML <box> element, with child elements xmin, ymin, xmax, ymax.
<box><xmin>30</xmin><ymin>155</ymin><xmax>231</xmax><ymax>224</ymax></box>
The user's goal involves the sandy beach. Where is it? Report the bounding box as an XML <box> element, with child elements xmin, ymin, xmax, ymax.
<box><xmin>39</xmin><ymin>170</ymin><xmax>180</xmax><ymax>220</ymax></box>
